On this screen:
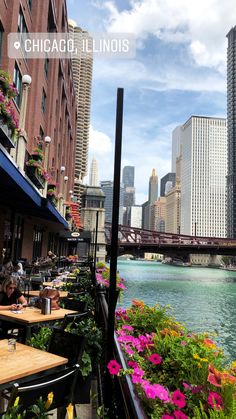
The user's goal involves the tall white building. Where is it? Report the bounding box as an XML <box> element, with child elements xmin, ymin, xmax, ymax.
<box><xmin>89</xmin><ymin>157</ymin><xmax>99</xmax><ymax>186</ymax></box>
<box><xmin>179</xmin><ymin>116</ymin><xmax>227</xmax><ymax>237</ymax></box>
<box><xmin>130</xmin><ymin>206</ymin><xmax>142</xmax><ymax>228</ymax></box>
<box><xmin>69</xmin><ymin>20</ymin><xmax>93</xmax><ymax>205</ymax></box>
<box><xmin>172</xmin><ymin>126</ymin><xmax>182</xmax><ymax>172</ymax></box>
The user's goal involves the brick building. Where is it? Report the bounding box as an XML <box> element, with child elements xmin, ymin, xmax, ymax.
<box><xmin>0</xmin><ymin>0</ymin><xmax>78</xmax><ymax>263</ymax></box>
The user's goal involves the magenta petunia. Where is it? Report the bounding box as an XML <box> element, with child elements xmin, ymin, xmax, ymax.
<box><xmin>162</xmin><ymin>415</ymin><xmax>174</xmax><ymax>419</ymax></box>
<box><xmin>172</xmin><ymin>390</ymin><xmax>186</xmax><ymax>409</ymax></box>
<box><xmin>208</xmin><ymin>391</ymin><xmax>224</xmax><ymax>410</ymax></box>
<box><xmin>173</xmin><ymin>410</ymin><xmax>188</xmax><ymax>419</ymax></box>
<box><xmin>107</xmin><ymin>360</ymin><xmax>121</xmax><ymax>376</ymax></box>
<box><xmin>149</xmin><ymin>353</ymin><xmax>162</xmax><ymax>365</ymax></box>
<box><xmin>153</xmin><ymin>384</ymin><xmax>170</xmax><ymax>402</ymax></box>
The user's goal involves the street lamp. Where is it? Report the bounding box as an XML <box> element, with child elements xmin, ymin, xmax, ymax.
<box><xmin>60</xmin><ymin>166</ymin><xmax>65</xmax><ymax>173</ymax></box>
<box><xmin>15</xmin><ymin>74</ymin><xmax>32</xmax><ymax>169</ymax></box>
<box><xmin>43</xmin><ymin>136</ymin><xmax>51</xmax><ymax>197</ymax></box>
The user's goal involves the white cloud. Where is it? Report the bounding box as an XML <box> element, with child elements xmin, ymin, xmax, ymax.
<box><xmin>102</xmin><ymin>0</ymin><xmax>236</xmax><ymax>72</ymax></box>
<box><xmin>89</xmin><ymin>125</ymin><xmax>113</xmax><ymax>154</ymax></box>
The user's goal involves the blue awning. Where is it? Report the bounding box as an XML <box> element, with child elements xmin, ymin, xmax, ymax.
<box><xmin>0</xmin><ymin>146</ymin><xmax>42</xmax><ymax>207</ymax></box>
<box><xmin>0</xmin><ymin>146</ymin><xmax>69</xmax><ymax>228</ymax></box>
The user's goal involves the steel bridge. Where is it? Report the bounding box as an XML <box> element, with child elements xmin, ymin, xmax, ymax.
<box><xmin>104</xmin><ymin>223</ymin><xmax>236</xmax><ymax>257</ymax></box>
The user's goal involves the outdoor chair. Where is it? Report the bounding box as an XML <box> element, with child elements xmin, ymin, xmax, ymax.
<box><xmin>60</xmin><ymin>296</ymin><xmax>87</xmax><ymax>312</ymax></box>
<box><xmin>48</xmin><ymin>329</ymin><xmax>86</xmax><ymax>366</ymax></box>
<box><xmin>2</xmin><ymin>364</ymin><xmax>80</xmax><ymax>419</ymax></box>
<box><xmin>61</xmin><ymin>310</ymin><xmax>91</xmax><ymax>330</ymax></box>
<box><xmin>30</xmin><ymin>276</ymin><xmax>44</xmax><ymax>290</ymax></box>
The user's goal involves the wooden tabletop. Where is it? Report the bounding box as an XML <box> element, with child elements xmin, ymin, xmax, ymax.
<box><xmin>0</xmin><ymin>307</ymin><xmax>77</xmax><ymax>324</ymax></box>
<box><xmin>43</xmin><ymin>281</ymin><xmax>64</xmax><ymax>288</ymax></box>
<box><xmin>0</xmin><ymin>339</ymin><xmax>68</xmax><ymax>385</ymax></box>
<box><xmin>28</xmin><ymin>290</ymin><xmax>68</xmax><ymax>298</ymax></box>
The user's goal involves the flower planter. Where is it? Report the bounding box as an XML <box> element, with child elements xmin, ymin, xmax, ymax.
<box><xmin>31</xmin><ymin>153</ymin><xmax>43</xmax><ymax>162</ymax></box>
<box><xmin>0</xmin><ymin>122</ymin><xmax>15</xmax><ymax>149</ymax></box>
<box><xmin>47</xmin><ymin>194</ymin><xmax>57</xmax><ymax>206</ymax></box>
<box><xmin>26</xmin><ymin>165</ymin><xmax>45</xmax><ymax>189</ymax></box>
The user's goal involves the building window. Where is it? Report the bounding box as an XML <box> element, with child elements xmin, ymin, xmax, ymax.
<box><xmin>18</xmin><ymin>8</ymin><xmax>28</xmax><ymax>33</ymax></box>
<box><xmin>13</xmin><ymin>63</ymin><xmax>22</xmax><ymax>108</ymax></box>
<box><xmin>18</xmin><ymin>7</ymin><xmax>28</xmax><ymax>60</ymax></box>
<box><xmin>39</xmin><ymin>126</ymin><xmax>44</xmax><ymax>140</ymax></box>
<box><xmin>13</xmin><ymin>215</ymin><xmax>24</xmax><ymax>261</ymax></box>
<box><xmin>41</xmin><ymin>89</ymin><xmax>46</xmax><ymax>113</ymax></box>
<box><xmin>32</xmin><ymin>225</ymin><xmax>43</xmax><ymax>260</ymax></box>
<box><xmin>44</xmin><ymin>57</ymin><xmax>49</xmax><ymax>79</ymax></box>
<box><xmin>27</xmin><ymin>0</ymin><xmax>33</xmax><ymax>12</ymax></box>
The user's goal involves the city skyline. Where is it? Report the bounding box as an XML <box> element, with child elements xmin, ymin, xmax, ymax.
<box><xmin>67</xmin><ymin>1</ymin><xmax>236</xmax><ymax>204</ymax></box>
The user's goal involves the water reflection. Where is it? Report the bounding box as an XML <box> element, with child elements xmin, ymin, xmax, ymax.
<box><xmin>117</xmin><ymin>260</ymin><xmax>236</xmax><ymax>360</ymax></box>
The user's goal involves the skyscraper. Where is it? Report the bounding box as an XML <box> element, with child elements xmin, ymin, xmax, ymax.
<box><xmin>122</xmin><ymin>166</ymin><xmax>135</xmax><ymax>207</ymax></box>
<box><xmin>160</xmin><ymin>173</ymin><xmax>176</xmax><ymax>197</ymax></box>
<box><xmin>149</xmin><ymin>169</ymin><xmax>158</xmax><ymax>204</ymax></box>
<box><xmin>89</xmin><ymin>157</ymin><xmax>99</xmax><ymax>186</ymax></box>
<box><xmin>180</xmin><ymin>116</ymin><xmax>227</xmax><ymax>237</ymax></box>
<box><xmin>100</xmin><ymin>181</ymin><xmax>124</xmax><ymax>224</ymax></box>
<box><xmin>227</xmin><ymin>26</ymin><xmax>236</xmax><ymax>237</ymax></box>
<box><xmin>69</xmin><ymin>20</ymin><xmax>93</xmax><ymax>205</ymax></box>
<box><xmin>122</xmin><ymin>166</ymin><xmax>135</xmax><ymax>187</ymax></box>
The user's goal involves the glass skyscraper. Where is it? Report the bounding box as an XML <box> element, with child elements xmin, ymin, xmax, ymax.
<box><xmin>227</xmin><ymin>26</ymin><xmax>236</xmax><ymax>237</ymax></box>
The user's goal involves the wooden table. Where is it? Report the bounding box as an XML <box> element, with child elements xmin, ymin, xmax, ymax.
<box><xmin>0</xmin><ymin>307</ymin><xmax>77</xmax><ymax>339</ymax></box>
<box><xmin>43</xmin><ymin>281</ymin><xmax>64</xmax><ymax>288</ymax></box>
<box><xmin>28</xmin><ymin>290</ymin><xmax>69</xmax><ymax>298</ymax></box>
<box><xmin>0</xmin><ymin>339</ymin><xmax>68</xmax><ymax>390</ymax></box>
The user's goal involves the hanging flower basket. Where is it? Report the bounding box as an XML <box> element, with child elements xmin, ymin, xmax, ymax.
<box><xmin>0</xmin><ymin>70</ymin><xmax>19</xmax><ymax>147</ymax></box>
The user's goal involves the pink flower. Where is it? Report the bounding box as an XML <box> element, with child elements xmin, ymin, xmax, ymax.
<box><xmin>122</xmin><ymin>324</ymin><xmax>134</xmax><ymax>332</ymax></box>
<box><xmin>181</xmin><ymin>341</ymin><xmax>187</xmax><ymax>346</ymax></box>
<box><xmin>131</xmin><ymin>367</ymin><xmax>145</xmax><ymax>383</ymax></box>
<box><xmin>208</xmin><ymin>391</ymin><xmax>224</xmax><ymax>411</ymax></box>
<box><xmin>149</xmin><ymin>353</ymin><xmax>162</xmax><ymax>365</ymax></box>
<box><xmin>127</xmin><ymin>361</ymin><xmax>138</xmax><ymax>368</ymax></box>
<box><xmin>107</xmin><ymin>360</ymin><xmax>121</xmax><ymax>376</ymax></box>
<box><xmin>153</xmin><ymin>384</ymin><xmax>170</xmax><ymax>402</ymax></box>
<box><xmin>162</xmin><ymin>415</ymin><xmax>174</xmax><ymax>419</ymax></box>
<box><xmin>172</xmin><ymin>390</ymin><xmax>186</xmax><ymax>409</ymax></box>
<box><xmin>142</xmin><ymin>382</ymin><xmax>158</xmax><ymax>399</ymax></box>
<box><xmin>173</xmin><ymin>411</ymin><xmax>188</xmax><ymax>419</ymax></box>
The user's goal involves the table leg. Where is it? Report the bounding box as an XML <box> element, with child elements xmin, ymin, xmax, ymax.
<box><xmin>25</xmin><ymin>326</ymin><xmax>31</xmax><ymax>340</ymax></box>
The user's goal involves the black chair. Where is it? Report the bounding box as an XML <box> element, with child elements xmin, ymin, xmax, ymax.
<box><xmin>3</xmin><ymin>364</ymin><xmax>79</xmax><ymax>418</ymax></box>
<box><xmin>48</xmin><ymin>329</ymin><xmax>86</xmax><ymax>366</ymax></box>
<box><xmin>30</xmin><ymin>276</ymin><xmax>43</xmax><ymax>290</ymax></box>
<box><xmin>60</xmin><ymin>297</ymin><xmax>87</xmax><ymax>312</ymax></box>
<box><xmin>61</xmin><ymin>310</ymin><xmax>91</xmax><ymax>330</ymax></box>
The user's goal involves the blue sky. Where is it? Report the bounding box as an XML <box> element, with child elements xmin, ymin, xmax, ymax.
<box><xmin>67</xmin><ymin>0</ymin><xmax>236</xmax><ymax>204</ymax></box>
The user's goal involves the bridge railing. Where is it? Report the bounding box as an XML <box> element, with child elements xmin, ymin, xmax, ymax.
<box><xmin>105</xmin><ymin>223</ymin><xmax>236</xmax><ymax>248</ymax></box>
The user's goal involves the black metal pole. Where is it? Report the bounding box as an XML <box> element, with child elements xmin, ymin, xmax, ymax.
<box><xmin>93</xmin><ymin>211</ymin><xmax>99</xmax><ymax>284</ymax></box>
<box><xmin>107</xmin><ymin>88</ymin><xmax>124</xmax><ymax>361</ymax></box>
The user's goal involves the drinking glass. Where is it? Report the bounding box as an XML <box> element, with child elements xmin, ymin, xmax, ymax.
<box><xmin>8</xmin><ymin>338</ymin><xmax>16</xmax><ymax>352</ymax></box>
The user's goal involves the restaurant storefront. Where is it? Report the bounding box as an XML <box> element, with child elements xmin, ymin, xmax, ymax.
<box><xmin>0</xmin><ymin>145</ymin><xmax>69</xmax><ymax>264</ymax></box>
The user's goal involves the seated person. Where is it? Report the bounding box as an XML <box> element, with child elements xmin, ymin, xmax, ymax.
<box><xmin>0</xmin><ymin>258</ymin><xmax>13</xmax><ymax>279</ymax></box>
<box><xmin>0</xmin><ymin>277</ymin><xmax>27</xmax><ymax>310</ymax></box>
<box><xmin>36</xmin><ymin>287</ymin><xmax>60</xmax><ymax>310</ymax></box>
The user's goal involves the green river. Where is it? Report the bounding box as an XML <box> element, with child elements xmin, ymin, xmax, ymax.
<box><xmin>117</xmin><ymin>260</ymin><xmax>236</xmax><ymax>360</ymax></box>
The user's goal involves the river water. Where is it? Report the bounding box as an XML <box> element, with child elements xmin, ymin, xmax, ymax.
<box><xmin>117</xmin><ymin>260</ymin><xmax>236</xmax><ymax>360</ymax></box>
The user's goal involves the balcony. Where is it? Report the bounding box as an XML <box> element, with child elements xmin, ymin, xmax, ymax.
<box><xmin>0</xmin><ymin>122</ymin><xmax>15</xmax><ymax>149</ymax></box>
<box><xmin>25</xmin><ymin>165</ymin><xmax>45</xmax><ymax>189</ymax></box>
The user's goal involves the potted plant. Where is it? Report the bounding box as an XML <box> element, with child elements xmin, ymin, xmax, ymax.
<box><xmin>107</xmin><ymin>301</ymin><xmax>236</xmax><ymax>418</ymax></box>
<box><xmin>46</xmin><ymin>188</ymin><xmax>58</xmax><ymax>206</ymax></box>
<box><xmin>25</xmin><ymin>160</ymin><xmax>49</xmax><ymax>189</ymax></box>
<box><xmin>0</xmin><ymin>70</ymin><xmax>20</xmax><ymax>147</ymax></box>
<box><xmin>66</xmin><ymin>316</ymin><xmax>103</xmax><ymax>403</ymax></box>
<box><xmin>96</xmin><ymin>263</ymin><xmax>126</xmax><ymax>304</ymax></box>
<box><xmin>31</xmin><ymin>147</ymin><xmax>44</xmax><ymax>162</ymax></box>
